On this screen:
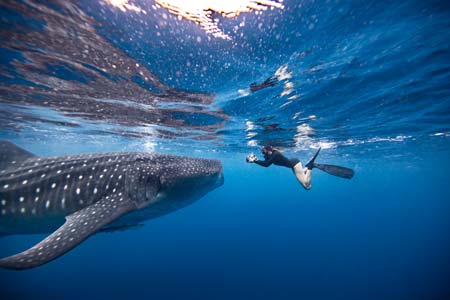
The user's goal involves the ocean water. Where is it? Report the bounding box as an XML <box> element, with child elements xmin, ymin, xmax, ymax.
<box><xmin>1</xmin><ymin>0</ymin><xmax>450</xmax><ymax>299</ymax></box>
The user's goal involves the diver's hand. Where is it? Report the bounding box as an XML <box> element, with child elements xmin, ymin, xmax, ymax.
<box><xmin>246</xmin><ymin>154</ymin><xmax>257</xmax><ymax>163</ymax></box>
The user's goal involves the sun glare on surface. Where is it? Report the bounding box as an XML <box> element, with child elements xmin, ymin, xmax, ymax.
<box><xmin>106</xmin><ymin>0</ymin><xmax>146</xmax><ymax>13</ymax></box>
<box><xmin>105</xmin><ymin>0</ymin><xmax>284</xmax><ymax>40</ymax></box>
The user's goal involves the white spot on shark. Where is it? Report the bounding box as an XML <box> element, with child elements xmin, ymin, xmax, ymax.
<box><xmin>45</xmin><ymin>200</ymin><xmax>50</xmax><ymax>209</ymax></box>
<box><xmin>76</xmin><ymin>188</ymin><xmax>81</xmax><ymax>195</ymax></box>
<box><xmin>3</xmin><ymin>184</ymin><xmax>9</xmax><ymax>189</ymax></box>
<box><xmin>19</xmin><ymin>197</ymin><xmax>24</xmax><ymax>202</ymax></box>
<box><xmin>22</xmin><ymin>180</ymin><xmax>28</xmax><ymax>185</ymax></box>
<box><xmin>51</xmin><ymin>183</ymin><xmax>56</xmax><ymax>189</ymax></box>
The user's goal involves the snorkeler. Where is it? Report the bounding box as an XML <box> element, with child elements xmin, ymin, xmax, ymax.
<box><xmin>249</xmin><ymin>76</ymin><xmax>278</xmax><ymax>92</ymax></box>
<box><xmin>246</xmin><ymin>146</ymin><xmax>354</xmax><ymax>190</ymax></box>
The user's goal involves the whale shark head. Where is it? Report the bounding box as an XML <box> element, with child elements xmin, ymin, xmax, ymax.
<box><xmin>128</xmin><ymin>154</ymin><xmax>224</xmax><ymax>208</ymax></box>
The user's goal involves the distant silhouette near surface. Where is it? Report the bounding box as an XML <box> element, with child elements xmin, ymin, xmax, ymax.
<box><xmin>249</xmin><ymin>76</ymin><xmax>279</xmax><ymax>92</ymax></box>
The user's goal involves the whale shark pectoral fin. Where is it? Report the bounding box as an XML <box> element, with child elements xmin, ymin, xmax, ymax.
<box><xmin>0</xmin><ymin>141</ymin><xmax>36</xmax><ymax>170</ymax></box>
<box><xmin>0</xmin><ymin>194</ymin><xmax>137</xmax><ymax>270</ymax></box>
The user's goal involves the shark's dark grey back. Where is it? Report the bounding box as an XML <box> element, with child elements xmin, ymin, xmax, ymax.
<box><xmin>1</xmin><ymin>142</ymin><xmax>203</xmax><ymax>224</ymax></box>
<box><xmin>0</xmin><ymin>141</ymin><xmax>35</xmax><ymax>171</ymax></box>
<box><xmin>0</xmin><ymin>148</ymin><xmax>149</xmax><ymax>224</ymax></box>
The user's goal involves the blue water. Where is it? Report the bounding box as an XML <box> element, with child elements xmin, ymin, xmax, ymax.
<box><xmin>1</xmin><ymin>0</ymin><xmax>450</xmax><ymax>299</ymax></box>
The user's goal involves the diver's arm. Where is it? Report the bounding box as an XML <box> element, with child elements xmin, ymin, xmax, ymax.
<box><xmin>246</xmin><ymin>153</ymin><xmax>273</xmax><ymax>167</ymax></box>
<box><xmin>254</xmin><ymin>159</ymin><xmax>273</xmax><ymax>167</ymax></box>
<box><xmin>254</xmin><ymin>156</ymin><xmax>273</xmax><ymax>168</ymax></box>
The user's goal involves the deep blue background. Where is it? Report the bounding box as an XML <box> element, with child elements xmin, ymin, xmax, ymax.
<box><xmin>1</xmin><ymin>153</ymin><xmax>450</xmax><ymax>299</ymax></box>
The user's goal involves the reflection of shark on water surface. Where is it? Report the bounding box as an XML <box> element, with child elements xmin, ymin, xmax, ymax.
<box><xmin>0</xmin><ymin>141</ymin><xmax>224</xmax><ymax>270</ymax></box>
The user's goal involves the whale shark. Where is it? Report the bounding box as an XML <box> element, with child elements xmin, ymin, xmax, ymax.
<box><xmin>0</xmin><ymin>141</ymin><xmax>224</xmax><ymax>270</ymax></box>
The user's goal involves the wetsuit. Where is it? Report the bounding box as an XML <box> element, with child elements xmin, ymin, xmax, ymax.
<box><xmin>254</xmin><ymin>150</ymin><xmax>299</xmax><ymax>168</ymax></box>
<box><xmin>251</xmin><ymin>148</ymin><xmax>354</xmax><ymax>190</ymax></box>
<box><xmin>249</xmin><ymin>76</ymin><xmax>278</xmax><ymax>92</ymax></box>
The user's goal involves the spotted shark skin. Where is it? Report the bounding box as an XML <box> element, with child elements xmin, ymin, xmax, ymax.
<box><xmin>0</xmin><ymin>141</ymin><xmax>223</xmax><ymax>270</ymax></box>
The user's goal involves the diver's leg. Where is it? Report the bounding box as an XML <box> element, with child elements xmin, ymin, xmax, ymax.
<box><xmin>292</xmin><ymin>162</ymin><xmax>312</xmax><ymax>190</ymax></box>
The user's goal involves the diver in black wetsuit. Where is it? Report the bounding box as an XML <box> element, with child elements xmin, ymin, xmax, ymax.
<box><xmin>249</xmin><ymin>76</ymin><xmax>278</xmax><ymax>92</ymax></box>
<box><xmin>246</xmin><ymin>146</ymin><xmax>354</xmax><ymax>190</ymax></box>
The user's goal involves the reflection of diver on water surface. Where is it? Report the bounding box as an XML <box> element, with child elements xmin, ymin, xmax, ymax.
<box><xmin>249</xmin><ymin>76</ymin><xmax>279</xmax><ymax>92</ymax></box>
<box><xmin>246</xmin><ymin>146</ymin><xmax>354</xmax><ymax>190</ymax></box>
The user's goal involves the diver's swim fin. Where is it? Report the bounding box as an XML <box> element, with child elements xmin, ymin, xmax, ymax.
<box><xmin>313</xmin><ymin>163</ymin><xmax>354</xmax><ymax>179</ymax></box>
<box><xmin>305</xmin><ymin>147</ymin><xmax>354</xmax><ymax>179</ymax></box>
<box><xmin>306</xmin><ymin>147</ymin><xmax>321</xmax><ymax>170</ymax></box>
